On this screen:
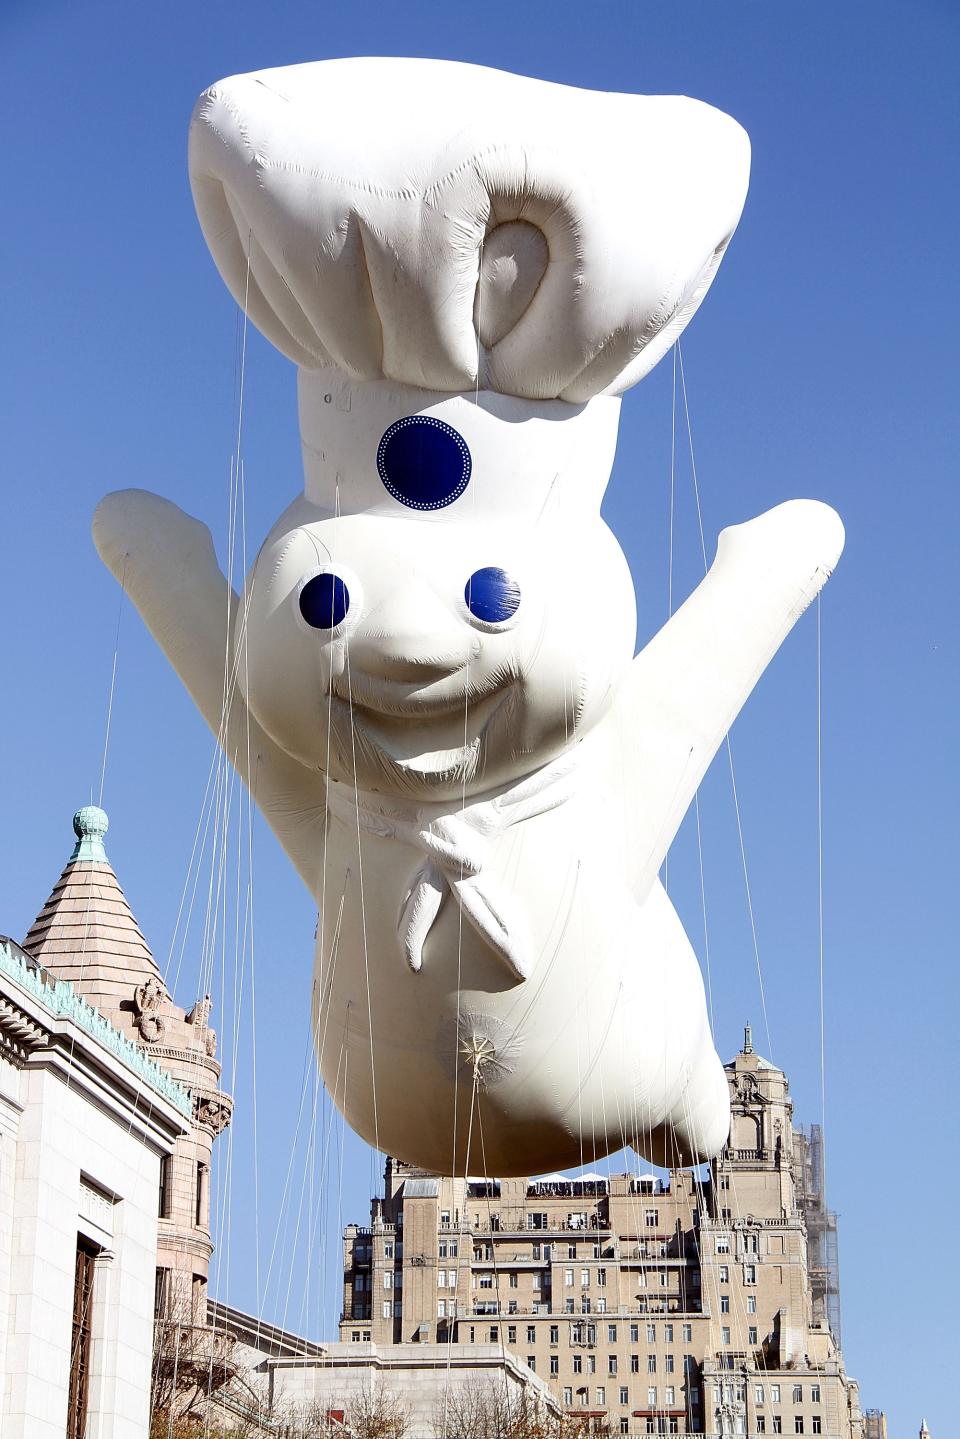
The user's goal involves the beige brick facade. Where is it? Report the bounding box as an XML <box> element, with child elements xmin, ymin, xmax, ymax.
<box><xmin>339</xmin><ymin>1033</ymin><xmax>864</xmax><ymax>1439</ymax></box>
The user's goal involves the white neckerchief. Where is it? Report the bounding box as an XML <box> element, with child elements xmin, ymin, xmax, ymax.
<box><xmin>326</xmin><ymin>752</ymin><xmax>578</xmax><ymax>980</ymax></box>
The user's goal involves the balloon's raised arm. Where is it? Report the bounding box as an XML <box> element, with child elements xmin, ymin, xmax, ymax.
<box><xmin>92</xmin><ymin>489</ymin><xmax>327</xmax><ymax>894</ymax></box>
<box><xmin>610</xmin><ymin>498</ymin><xmax>845</xmax><ymax>900</ymax></box>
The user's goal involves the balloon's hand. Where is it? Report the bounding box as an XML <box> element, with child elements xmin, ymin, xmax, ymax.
<box><xmin>608</xmin><ymin>498</ymin><xmax>844</xmax><ymax>898</ymax></box>
<box><xmin>93</xmin><ymin>489</ymin><xmax>327</xmax><ymax>894</ymax></box>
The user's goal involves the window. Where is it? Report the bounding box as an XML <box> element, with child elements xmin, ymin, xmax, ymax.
<box><xmin>745</xmin><ymin>1264</ymin><xmax>757</xmax><ymax>1285</ymax></box>
<box><xmin>528</xmin><ymin>1356</ymin><xmax>536</xmax><ymax>1371</ymax></box>
<box><xmin>551</xmin><ymin>1356</ymin><xmax>559</xmax><ymax>1376</ymax></box>
<box><xmin>489</xmin><ymin>1326</ymin><xmax>498</xmax><ymax>1342</ymax></box>
<box><xmin>154</xmin><ymin>1266</ymin><xmax>171</xmax><ymax>1319</ymax></box>
<box><xmin>631</xmin><ymin>1355</ymin><xmax>639</xmax><ymax>1373</ymax></box>
<box><xmin>620</xmin><ymin>1386</ymin><xmax>629</xmax><ymax>1405</ymax></box>
<box><xmin>662</xmin><ymin>1323</ymin><xmax>672</xmax><ymax>1341</ymax></box>
<box><xmin>620</xmin><ymin>1419</ymin><xmax>629</xmax><ymax>1435</ymax></box>
<box><xmin>581</xmin><ymin>1298</ymin><xmax>592</xmax><ymax>1314</ymax></box>
<box><xmin>565</xmin><ymin>1299</ymin><xmax>575</xmax><ymax>1313</ymax></box>
<box><xmin>773</xmin><ymin>1420</ymin><xmax>782</xmax><ymax>1435</ymax></box>
<box><xmin>479</xmin><ymin>1274</ymin><xmax>493</xmax><ymax>1289</ymax></box>
<box><xmin>719</xmin><ymin>1265</ymin><xmax>730</xmax><ymax>1283</ymax></box>
<box><xmin>812</xmin><ymin>1422</ymin><xmax>822</xmax><ymax>1436</ymax></box>
<box><xmin>566</xmin><ymin>1268</ymin><xmax>575</xmax><ymax>1286</ymax></box>
<box><xmin>749</xmin><ymin>1326</ymin><xmax>758</xmax><ymax>1345</ymax></box>
<box><xmin>384</xmin><ymin>1241</ymin><xmax>394</xmax><ymax>1259</ymax></box>
<box><xmin>533</xmin><ymin>1244</ymin><xmax>542</xmax><ymax>1260</ymax></box>
<box><xmin>505</xmin><ymin>1324</ymin><xmax>515</xmax><ymax>1342</ymax></box>
<box><xmin>609</xmin><ymin>1355</ymin><xmax>618</xmax><ymax>1375</ymax></box>
<box><xmin>195</xmin><ymin>1161</ymin><xmax>207</xmax><ymax>1227</ymax></box>
<box><xmin>550</xmin><ymin>1325</ymin><xmax>559</xmax><ymax>1344</ymax></box>
<box><xmin>383</xmin><ymin>1272</ymin><xmax>393</xmax><ymax>1290</ymax></box>
<box><xmin>646</xmin><ymin>1423</ymin><xmax>655</xmax><ymax>1437</ymax></box>
<box><xmin>438</xmin><ymin>1239</ymin><xmax>447</xmax><ymax>1258</ymax></box>
<box><xmin>588</xmin><ymin>1355</ymin><xmax>596</xmax><ymax>1373</ymax></box>
<box><xmin>597</xmin><ymin>1387</ymin><xmax>606</xmax><ymax>1406</ymax></box>
<box><xmin>811</xmin><ymin>1386</ymin><xmax>821</xmax><ymax>1404</ymax></box>
<box><xmin>509</xmin><ymin>1272</ymin><xmax>518</xmax><ymax>1288</ymax></box>
<box><xmin>158</xmin><ymin>1155</ymin><xmax>170</xmax><ymax>1219</ymax></box>
<box><xmin>682</xmin><ymin>1324</ymin><xmax>692</xmax><ymax>1342</ymax></box>
<box><xmin>664</xmin><ymin>1387</ymin><xmax>675</xmax><ymax>1406</ymax></box>
<box><xmin>630</xmin><ymin>1324</ymin><xmax>639</xmax><ymax>1342</ymax></box>
<box><xmin>68</xmin><ymin>1239</ymin><xmax>98</xmax><ymax>1439</ymax></box>
<box><xmin>757</xmin><ymin>1420</ymin><xmax>766</xmax><ymax>1435</ymax></box>
<box><xmin>771</xmin><ymin>1387</ymin><xmax>781</xmax><ymax>1405</ymax></box>
<box><xmin>469</xmin><ymin>1327</ymin><xmax>476</xmax><ymax>1342</ymax></box>
<box><xmin>528</xmin><ymin>1212</ymin><xmax>548</xmax><ymax>1230</ymax></box>
<box><xmin>659</xmin><ymin>1271</ymin><xmax>668</xmax><ymax>1288</ymax></box>
<box><xmin>598</xmin><ymin>1268</ymin><xmax>607</xmax><ymax>1286</ymax></box>
<box><xmin>440</xmin><ymin>1210</ymin><xmax>451</xmax><ymax>1227</ymax></box>
<box><xmin>721</xmin><ymin>1327</ymin><xmax>731</xmax><ymax>1346</ymax></box>
<box><xmin>597</xmin><ymin>1298</ymin><xmax>607</xmax><ymax>1314</ymax></box>
<box><xmin>648</xmin><ymin>1355</ymin><xmax>657</xmax><ymax>1373</ymax></box>
<box><xmin>645</xmin><ymin>1209</ymin><xmax>659</xmax><ymax>1227</ymax></box>
<box><xmin>747</xmin><ymin>1295</ymin><xmax>757</xmax><ymax>1314</ymax></box>
<box><xmin>569</xmin><ymin>1212</ymin><xmax>588</xmax><ymax>1229</ymax></box>
<box><xmin>438</xmin><ymin>1300</ymin><xmax>446</xmax><ymax>1318</ymax></box>
<box><xmin>745</xmin><ymin>1232</ymin><xmax>759</xmax><ymax>1253</ymax></box>
<box><xmin>581</xmin><ymin>1269</ymin><xmax>590</xmax><ymax>1288</ymax></box>
<box><xmin>664</xmin><ymin>1355</ymin><xmax>674</xmax><ymax>1374</ymax></box>
<box><xmin>564</xmin><ymin>1388</ymin><xmax>573</xmax><ymax>1406</ymax></box>
<box><xmin>393</xmin><ymin>1301</ymin><xmax>401</xmax><ymax>1318</ymax></box>
<box><xmin>448</xmin><ymin>1270</ymin><xmax>457</xmax><ymax>1288</ymax></box>
<box><xmin>438</xmin><ymin>1270</ymin><xmax>446</xmax><ymax>1287</ymax></box>
<box><xmin>574</xmin><ymin>1355</ymin><xmax>583</xmax><ymax>1374</ymax></box>
<box><xmin>608</xmin><ymin>1324</ymin><xmax>618</xmax><ymax>1343</ymax></box>
<box><xmin>646</xmin><ymin>1324</ymin><xmax>656</xmax><ymax>1343</ymax></box>
<box><xmin>720</xmin><ymin>1174</ymin><xmax>730</xmax><ymax>1190</ymax></box>
<box><xmin>351</xmin><ymin>1331</ymin><xmax>360</xmax><ymax>1342</ymax></box>
<box><xmin>795</xmin><ymin>1422</ymin><xmax>804</xmax><ymax>1436</ymax></box>
<box><xmin>449</xmin><ymin>1241</ymin><xmax>458</xmax><ymax>1257</ymax></box>
<box><xmin>568</xmin><ymin>1244</ymin><xmax>577</xmax><ymax>1259</ymax></box>
<box><xmin>647</xmin><ymin>1387</ymin><xmax>657</xmax><ymax>1407</ymax></box>
<box><xmin>721</xmin><ymin>1295</ymin><xmax>730</xmax><ymax>1314</ymax></box>
<box><xmin>382</xmin><ymin>1302</ymin><xmax>392</xmax><ymax>1319</ymax></box>
<box><xmin>527</xmin><ymin>1326</ymin><xmax>536</xmax><ymax>1344</ymax></box>
<box><xmin>717</xmin><ymin>1235</ymin><xmax>730</xmax><ymax>1254</ymax></box>
<box><xmin>793</xmin><ymin>1387</ymin><xmax>803</xmax><ymax>1405</ymax></box>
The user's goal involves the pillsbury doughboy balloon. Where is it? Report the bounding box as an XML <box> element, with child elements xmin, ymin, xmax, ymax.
<box><xmin>94</xmin><ymin>60</ymin><xmax>843</xmax><ymax>1176</ymax></box>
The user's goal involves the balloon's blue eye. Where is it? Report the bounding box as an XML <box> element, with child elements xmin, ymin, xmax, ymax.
<box><xmin>464</xmin><ymin>567</ymin><xmax>521</xmax><ymax>625</ymax></box>
<box><xmin>299</xmin><ymin>573</ymin><xmax>350</xmax><ymax>629</ymax></box>
<box><xmin>377</xmin><ymin>416</ymin><xmax>471</xmax><ymax>511</ymax></box>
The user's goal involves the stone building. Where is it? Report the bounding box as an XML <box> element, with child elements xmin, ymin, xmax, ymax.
<box><xmin>339</xmin><ymin>1029</ymin><xmax>872</xmax><ymax>1438</ymax></box>
<box><xmin>0</xmin><ymin>932</ymin><xmax>190</xmax><ymax>1437</ymax></box>
<box><xmin>22</xmin><ymin>805</ymin><xmax>233</xmax><ymax>1324</ymax></box>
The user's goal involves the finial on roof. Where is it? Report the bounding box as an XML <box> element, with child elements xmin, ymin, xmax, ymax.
<box><xmin>743</xmin><ymin>1022</ymin><xmax>754</xmax><ymax>1055</ymax></box>
<box><xmin>71</xmin><ymin>805</ymin><xmax>109</xmax><ymax>864</ymax></box>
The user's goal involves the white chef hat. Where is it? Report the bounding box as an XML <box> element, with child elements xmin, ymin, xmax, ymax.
<box><xmin>189</xmin><ymin>58</ymin><xmax>749</xmax><ymax>404</ymax></box>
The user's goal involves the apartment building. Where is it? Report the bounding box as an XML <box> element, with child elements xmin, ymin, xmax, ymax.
<box><xmin>340</xmin><ymin>1028</ymin><xmax>868</xmax><ymax>1438</ymax></box>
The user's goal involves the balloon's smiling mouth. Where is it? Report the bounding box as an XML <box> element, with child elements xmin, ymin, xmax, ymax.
<box><xmin>327</xmin><ymin>680</ymin><xmax>516</xmax><ymax>780</ymax></box>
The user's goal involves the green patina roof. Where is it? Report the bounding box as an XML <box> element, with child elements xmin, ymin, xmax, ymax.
<box><xmin>70</xmin><ymin>805</ymin><xmax>110</xmax><ymax>864</ymax></box>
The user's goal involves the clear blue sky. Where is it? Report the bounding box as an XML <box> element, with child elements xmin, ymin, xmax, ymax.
<box><xmin>2</xmin><ymin>2</ymin><xmax>956</xmax><ymax>1432</ymax></box>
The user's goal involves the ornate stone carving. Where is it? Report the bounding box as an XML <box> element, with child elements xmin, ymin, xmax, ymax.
<box><xmin>133</xmin><ymin>974</ymin><xmax>167</xmax><ymax>1043</ymax></box>
<box><xmin>186</xmin><ymin>994</ymin><xmax>217</xmax><ymax>1057</ymax></box>
<box><xmin>193</xmin><ymin>1091</ymin><xmax>232</xmax><ymax>1134</ymax></box>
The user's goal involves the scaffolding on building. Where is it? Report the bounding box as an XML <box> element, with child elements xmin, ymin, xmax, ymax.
<box><xmin>796</xmin><ymin>1122</ymin><xmax>842</xmax><ymax>1351</ymax></box>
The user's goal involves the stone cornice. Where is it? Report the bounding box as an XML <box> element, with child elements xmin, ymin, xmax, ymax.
<box><xmin>0</xmin><ymin>937</ymin><xmax>192</xmax><ymax>1142</ymax></box>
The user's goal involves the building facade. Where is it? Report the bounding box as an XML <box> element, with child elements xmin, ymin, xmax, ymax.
<box><xmin>22</xmin><ymin>805</ymin><xmax>233</xmax><ymax>1325</ymax></box>
<box><xmin>339</xmin><ymin>1030</ymin><xmax>866</xmax><ymax>1438</ymax></box>
<box><xmin>0</xmin><ymin>934</ymin><xmax>190</xmax><ymax>1437</ymax></box>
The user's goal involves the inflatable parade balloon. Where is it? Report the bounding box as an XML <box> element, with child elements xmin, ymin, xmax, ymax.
<box><xmin>93</xmin><ymin>60</ymin><xmax>843</xmax><ymax>1177</ymax></box>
